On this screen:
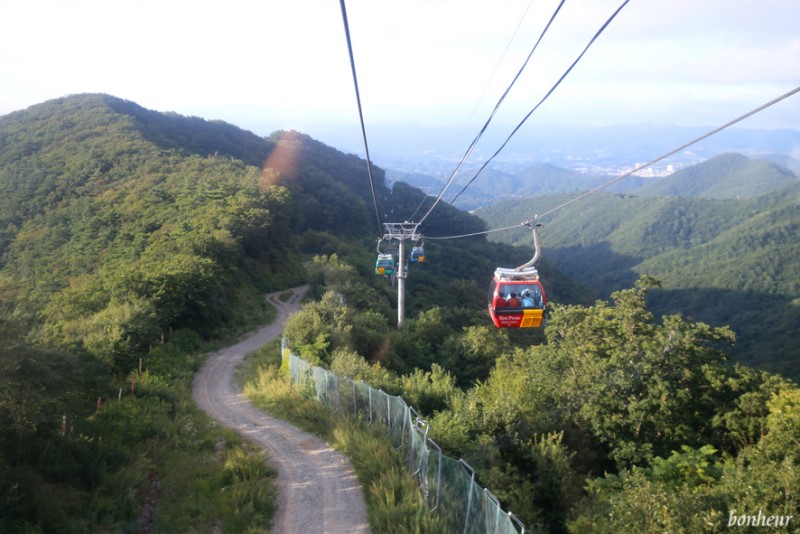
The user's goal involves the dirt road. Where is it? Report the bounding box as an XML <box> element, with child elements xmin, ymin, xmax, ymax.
<box><xmin>192</xmin><ymin>286</ymin><xmax>371</xmax><ymax>533</ymax></box>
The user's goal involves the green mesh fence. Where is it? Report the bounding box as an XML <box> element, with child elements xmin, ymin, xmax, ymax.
<box><xmin>284</xmin><ymin>342</ymin><xmax>525</xmax><ymax>534</ymax></box>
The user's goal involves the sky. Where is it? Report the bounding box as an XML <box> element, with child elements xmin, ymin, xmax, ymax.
<box><xmin>1</xmin><ymin>0</ymin><xmax>799</xmax><ymax>142</ymax></box>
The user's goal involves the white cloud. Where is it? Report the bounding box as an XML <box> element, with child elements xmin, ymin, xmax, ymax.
<box><xmin>1</xmin><ymin>0</ymin><xmax>798</xmax><ymax>131</ymax></box>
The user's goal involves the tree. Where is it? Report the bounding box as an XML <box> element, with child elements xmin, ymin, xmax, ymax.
<box><xmin>283</xmin><ymin>291</ymin><xmax>354</xmax><ymax>365</ymax></box>
<box><xmin>438</xmin><ymin>325</ymin><xmax>511</xmax><ymax>387</ymax></box>
<box><xmin>569</xmin><ymin>389</ymin><xmax>800</xmax><ymax>533</ymax></box>
<box><xmin>400</xmin><ymin>364</ymin><xmax>459</xmax><ymax>416</ymax></box>
<box><xmin>540</xmin><ymin>277</ymin><xmax>738</xmax><ymax>467</ymax></box>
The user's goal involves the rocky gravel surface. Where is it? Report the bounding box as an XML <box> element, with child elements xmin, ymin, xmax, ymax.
<box><xmin>193</xmin><ymin>286</ymin><xmax>370</xmax><ymax>533</ymax></box>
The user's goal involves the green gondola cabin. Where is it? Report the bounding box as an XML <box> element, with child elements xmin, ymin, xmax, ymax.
<box><xmin>375</xmin><ymin>253</ymin><xmax>395</xmax><ymax>276</ymax></box>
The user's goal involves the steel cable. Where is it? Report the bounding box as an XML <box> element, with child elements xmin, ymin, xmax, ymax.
<box><xmin>339</xmin><ymin>0</ymin><xmax>383</xmax><ymax>236</ymax></box>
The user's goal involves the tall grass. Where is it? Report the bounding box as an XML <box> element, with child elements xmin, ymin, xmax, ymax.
<box><xmin>243</xmin><ymin>341</ymin><xmax>447</xmax><ymax>533</ymax></box>
<box><xmin>119</xmin><ymin>366</ymin><xmax>279</xmax><ymax>533</ymax></box>
<box><xmin>221</xmin><ymin>446</ymin><xmax>278</xmax><ymax>533</ymax></box>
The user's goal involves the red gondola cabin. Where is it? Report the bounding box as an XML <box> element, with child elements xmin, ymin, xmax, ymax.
<box><xmin>488</xmin><ymin>267</ymin><xmax>546</xmax><ymax>328</ymax></box>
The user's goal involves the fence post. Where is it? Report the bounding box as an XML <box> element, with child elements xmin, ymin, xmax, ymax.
<box><xmin>509</xmin><ymin>512</ymin><xmax>526</xmax><ymax>534</ymax></box>
<box><xmin>427</xmin><ymin>438</ymin><xmax>443</xmax><ymax>511</ymax></box>
<box><xmin>352</xmin><ymin>380</ymin><xmax>357</xmax><ymax>417</ymax></box>
<box><xmin>484</xmin><ymin>489</ymin><xmax>501</xmax><ymax>533</ymax></box>
<box><xmin>387</xmin><ymin>393</ymin><xmax>392</xmax><ymax>437</ymax></box>
<box><xmin>412</xmin><ymin>419</ymin><xmax>429</xmax><ymax>476</ymax></box>
<box><xmin>334</xmin><ymin>372</ymin><xmax>341</xmax><ymax>412</ymax></box>
<box><xmin>459</xmin><ymin>459</ymin><xmax>476</xmax><ymax>534</ymax></box>
<box><xmin>324</xmin><ymin>370</ymin><xmax>329</xmax><ymax>407</ymax></box>
<box><xmin>395</xmin><ymin>398</ymin><xmax>409</xmax><ymax>451</ymax></box>
<box><xmin>407</xmin><ymin>407</ymin><xmax>420</xmax><ymax>470</ymax></box>
<box><xmin>368</xmin><ymin>386</ymin><xmax>373</xmax><ymax>423</ymax></box>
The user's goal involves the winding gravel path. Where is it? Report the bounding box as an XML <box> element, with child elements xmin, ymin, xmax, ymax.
<box><xmin>192</xmin><ymin>286</ymin><xmax>371</xmax><ymax>533</ymax></box>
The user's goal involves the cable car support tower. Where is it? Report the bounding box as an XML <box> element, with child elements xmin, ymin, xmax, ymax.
<box><xmin>383</xmin><ymin>222</ymin><xmax>421</xmax><ymax>329</ymax></box>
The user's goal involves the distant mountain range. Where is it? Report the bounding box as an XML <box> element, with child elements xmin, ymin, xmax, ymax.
<box><xmin>309</xmin><ymin>120</ymin><xmax>800</xmax><ymax>176</ymax></box>
<box><xmin>388</xmin><ymin>151</ymin><xmax>799</xmax><ymax>210</ymax></box>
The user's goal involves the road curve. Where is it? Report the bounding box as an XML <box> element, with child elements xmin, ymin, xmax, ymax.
<box><xmin>192</xmin><ymin>286</ymin><xmax>371</xmax><ymax>533</ymax></box>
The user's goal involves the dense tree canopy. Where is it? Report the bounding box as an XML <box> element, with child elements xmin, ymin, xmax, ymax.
<box><xmin>285</xmin><ymin>258</ymin><xmax>798</xmax><ymax>532</ymax></box>
<box><xmin>476</xmin><ymin>181</ymin><xmax>800</xmax><ymax>381</ymax></box>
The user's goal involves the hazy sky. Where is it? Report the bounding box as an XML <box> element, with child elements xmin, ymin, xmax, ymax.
<box><xmin>2</xmin><ymin>0</ymin><xmax>799</xmax><ymax>138</ymax></box>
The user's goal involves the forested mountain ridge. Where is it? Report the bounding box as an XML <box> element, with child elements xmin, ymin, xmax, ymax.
<box><xmin>0</xmin><ymin>93</ymin><xmax>423</xmax><ymax>394</ymax></box>
<box><xmin>388</xmin><ymin>150</ymin><xmax>795</xmax><ymax>211</ymax></box>
<box><xmin>0</xmin><ymin>94</ymin><xmax>579</xmax><ymax>530</ymax></box>
<box><xmin>0</xmin><ymin>94</ymin><xmax>402</xmax><ymax>531</ymax></box>
<box><xmin>475</xmin><ymin>181</ymin><xmax>800</xmax><ymax>379</ymax></box>
<box><xmin>0</xmin><ymin>95</ymin><xmax>387</xmax><ymax>258</ymax></box>
<box><xmin>630</xmin><ymin>152</ymin><xmax>798</xmax><ymax>198</ymax></box>
<box><xmin>0</xmin><ymin>92</ymin><xmax>556</xmax><ymax>362</ymax></box>
<box><xmin>388</xmin><ymin>161</ymin><xmax>643</xmax><ymax>211</ymax></box>
<box><xmin>0</xmin><ymin>94</ymin><xmax>272</xmax><ymax>225</ymax></box>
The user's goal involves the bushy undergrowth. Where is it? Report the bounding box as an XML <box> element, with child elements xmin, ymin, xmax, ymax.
<box><xmin>1</xmin><ymin>327</ymin><xmax>280</xmax><ymax>533</ymax></box>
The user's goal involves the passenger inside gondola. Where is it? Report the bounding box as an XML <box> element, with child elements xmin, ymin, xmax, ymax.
<box><xmin>521</xmin><ymin>289</ymin><xmax>535</xmax><ymax>307</ymax></box>
<box><xmin>515</xmin><ymin>285</ymin><xmax>542</xmax><ymax>308</ymax></box>
<box><xmin>520</xmin><ymin>286</ymin><xmax>542</xmax><ymax>308</ymax></box>
<box><xmin>492</xmin><ymin>292</ymin><xmax>507</xmax><ymax>308</ymax></box>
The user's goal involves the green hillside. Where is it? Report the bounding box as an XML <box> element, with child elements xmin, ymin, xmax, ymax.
<box><xmin>2</xmin><ymin>94</ymin><xmax>798</xmax><ymax>534</ymax></box>
<box><xmin>1</xmin><ymin>95</ymin><xmax>305</xmax><ymax>349</ymax></box>
<box><xmin>2</xmin><ymin>93</ymin><xmax>575</xmax><ymax>370</ymax></box>
<box><xmin>631</xmin><ymin>152</ymin><xmax>798</xmax><ymax>198</ymax></box>
<box><xmin>389</xmin><ymin>161</ymin><xmax>643</xmax><ymax>211</ymax></box>
<box><xmin>0</xmin><ymin>94</ymin><xmax>407</xmax><ymax>531</ymax></box>
<box><xmin>390</xmin><ymin>152</ymin><xmax>796</xmax><ymax>212</ymax></box>
<box><xmin>475</xmin><ymin>177</ymin><xmax>800</xmax><ymax>379</ymax></box>
<box><xmin>1</xmin><ymin>94</ymin><xmax>575</xmax><ymax>529</ymax></box>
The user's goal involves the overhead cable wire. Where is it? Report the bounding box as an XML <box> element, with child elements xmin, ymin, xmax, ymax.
<box><xmin>460</xmin><ymin>0</ymin><xmax>537</xmax><ymax>135</ymax></box>
<box><xmin>413</xmin><ymin>0</ymin><xmax>568</xmax><ymax>226</ymax></box>
<box><xmin>448</xmin><ymin>0</ymin><xmax>631</xmax><ymax>206</ymax></box>
<box><xmin>426</xmin><ymin>84</ymin><xmax>800</xmax><ymax>240</ymax></box>
<box><xmin>339</xmin><ymin>0</ymin><xmax>383</xmax><ymax>236</ymax></box>
<box><xmin>425</xmin><ymin>222</ymin><xmax>522</xmax><ymax>241</ymax></box>
<box><xmin>405</xmin><ymin>0</ymin><xmax>537</xmax><ymax>222</ymax></box>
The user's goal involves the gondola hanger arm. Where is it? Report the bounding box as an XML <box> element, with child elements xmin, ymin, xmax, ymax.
<box><xmin>517</xmin><ymin>219</ymin><xmax>543</xmax><ymax>271</ymax></box>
